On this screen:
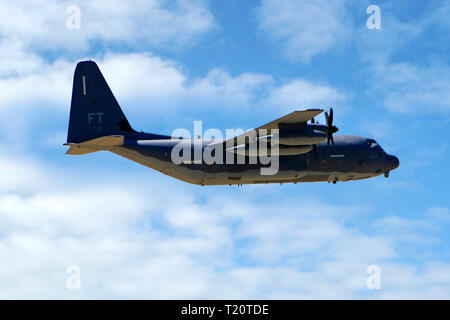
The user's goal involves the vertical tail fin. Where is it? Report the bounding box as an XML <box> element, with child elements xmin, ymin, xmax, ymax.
<box><xmin>67</xmin><ymin>60</ymin><xmax>135</xmax><ymax>143</ymax></box>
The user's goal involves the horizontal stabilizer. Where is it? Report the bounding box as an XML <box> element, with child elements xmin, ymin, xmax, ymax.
<box><xmin>64</xmin><ymin>135</ymin><xmax>124</xmax><ymax>155</ymax></box>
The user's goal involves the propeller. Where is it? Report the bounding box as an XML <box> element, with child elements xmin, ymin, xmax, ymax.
<box><xmin>310</xmin><ymin>109</ymin><xmax>337</xmax><ymax>158</ymax></box>
<box><xmin>310</xmin><ymin>118</ymin><xmax>318</xmax><ymax>157</ymax></box>
<box><xmin>324</xmin><ymin>108</ymin><xmax>338</xmax><ymax>153</ymax></box>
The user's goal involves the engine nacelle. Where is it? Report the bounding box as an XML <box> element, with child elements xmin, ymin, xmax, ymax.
<box><xmin>278</xmin><ymin>129</ymin><xmax>327</xmax><ymax>145</ymax></box>
<box><xmin>226</xmin><ymin>144</ymin><xmax>312</xmax><ymax>156</ymax></box>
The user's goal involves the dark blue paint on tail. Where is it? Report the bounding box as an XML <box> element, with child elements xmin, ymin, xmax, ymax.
<box><xmin>67</xmin><ymin>61</ymin><xmax>136</xmax><ymax>143</ymax></box>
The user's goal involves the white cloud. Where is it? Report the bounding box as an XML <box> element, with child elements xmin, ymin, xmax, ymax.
<box><xmin>257</xmin><ymin>0</ymin><xmax>353</xmax><ymax>62</ymax></box>
<box><xmin>357</xmin><ymin>12</ymin><xmax>424</xmax><ymax>64</ymax></box>
<box><xmin>187</xmin><ymin>69</ymin><xmax>273</xmax><ymax>106</ymax></box>
<box><xmin>262</xmin><ymin>79</ymin><xmax>348</xmax><ymax>113</ymax></box>
<box><xmin>426</xmin><ymin>207</ymin><xmax>450</xmax><ymax>222</ymax></box>
<box><xmin>97</xmin><ymin>55</ymin><xmax>347</xmax><ymax>117</ymax></box>
<box><xmin>0</xmin><ymin>51</ymin><xmax>272</xmax><ymax>114</ymax></box>
<box><xmin>0</xmin><ymin>58</ymin><xmax>73</xmax><ymax>111</ymax></box>
<box><xmin>377</xmin><ymin>62</ymin><xmax>450</xmax><ymax>114</ymax></box>
<box><xmin>99</xmin><ymin>53</ymin><xmax>274</xmax><ymax>114</ymax></box>
<box><xmin>374</xmin><ymin>262</ymin><xmax>450</xmax><ymax>299</ymax></box>
<box><xmin>357</xmin><ymin>120</ymin><xmax>393</xmax><ymax>140</ymax></box>
<box><xmin>0</xmin><ymin>39</ymin><xmax>45</xmax><ymax>77</ymax></box>
<box><xmin>0</xmin><ymin>0</ymin><xmax>215</xmax><ymax>53</ymax></box>
<box><xmin>0</xmin><ymin>155</ymin><xmax>51</xmax><ymax>194</ymax></box>
<box><xmin>0</xmin><ymin>51</ymin><xmax>347</xmax><ymax>142</ymax></box>
<box><xmin>0</xmin><ymin>151</ymin><xmax>449</xmax><ymax>298</ymax></box>
<box><xmin>422</xmin><ymin>1</ymin><xmax>450</xmax><ymax>31</ymax></box>
<box><xmin>356</xmin><ymin>8</ymin><xmax>450</xmax><ymax>115</ymax></box>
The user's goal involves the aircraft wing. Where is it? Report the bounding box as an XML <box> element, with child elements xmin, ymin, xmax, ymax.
<box><xmin>212</xmin><ymin>109</ymin><xmax>324</xmax><ymax>146</ymax></box>
<box><xmin>255</xmin><ymin>109</ymin><xmax>324</xmax><ymax>130</ymax></box>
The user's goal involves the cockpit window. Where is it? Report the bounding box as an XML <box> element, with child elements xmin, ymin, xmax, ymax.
<box><xmin>367</xmin><ymin>139</ymin><xmax>378</xmax><ymax>148</ymax></box>
<box><xmin>367</xmin><ymin>138</ymin><xmax>385</xmax><ymax>156</ymax></box>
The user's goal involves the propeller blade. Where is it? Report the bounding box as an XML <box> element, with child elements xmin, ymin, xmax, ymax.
<box><xmin>312</xmin><ymin>144</ymin><xmax>318</xmax><ymax>158</ymax></box>
<box><xmin>326</xmin><ymin>107</ymin><xmax>335</xmax><ymax>154</ymax></box>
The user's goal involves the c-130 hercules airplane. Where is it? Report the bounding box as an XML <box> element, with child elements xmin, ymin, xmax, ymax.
<box><xmin>65</xmin><ymin>61</ymin><xmax>399</xmax><ymax>186</ymax></box>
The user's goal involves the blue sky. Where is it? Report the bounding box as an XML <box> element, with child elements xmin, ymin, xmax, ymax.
<box><xmin>0</xmin><ymin>0</ymin><xmax>449</xmax><ymax>298</ymax></box>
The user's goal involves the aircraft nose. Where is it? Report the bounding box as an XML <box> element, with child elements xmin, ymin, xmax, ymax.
<box><xmin>386</xmin><ymin>155</ymin><xmax>399</xmax><ymax>171</ymax></box>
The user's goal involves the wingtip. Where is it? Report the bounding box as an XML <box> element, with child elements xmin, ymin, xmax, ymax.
<box><xmin>294</xmin><ymin>108</ymin><xmax>324</xmax><ymax>113</ymax></box>
<box><xmin>307</xmin><ymin>108</ymin><xmax>325</xmax><ymax>112</ymax></box>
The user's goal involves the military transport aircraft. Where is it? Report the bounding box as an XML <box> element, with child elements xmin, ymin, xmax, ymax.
<box><xmin>65</xmin><ymin>61</ymin><xmax>399</xmax><ymax>186</ymax></box>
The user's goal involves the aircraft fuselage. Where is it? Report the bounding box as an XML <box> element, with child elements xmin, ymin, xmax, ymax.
<box><xmin>65</xmin><ymin>61</ymin><xmax>399</xmax><ymax>186</ymax></box>
<box><xmin>111</xmin><ymin>134</ymin><xmax>399</xmax><ymax>186</ymax></box>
